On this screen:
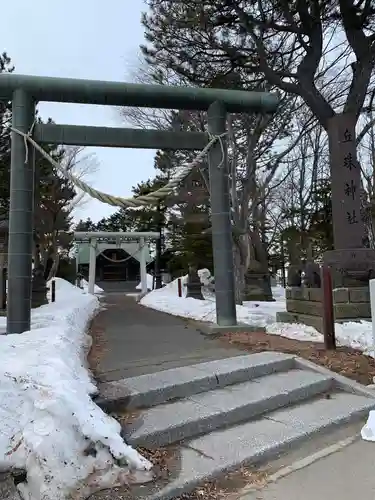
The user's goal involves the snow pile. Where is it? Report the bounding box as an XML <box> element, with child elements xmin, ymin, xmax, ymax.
<box><xmin>0</xmin><ymin>278</ymin><xmax>151</xmax><ymax>500</ymax></box>
<box><xmin>178</xmin><ymin>268</ymin><xmax>214</xmax><ymax>289</ymax></box>
<box><xmin>80</xmin><ymin>278</ymin><xmax>104</xmax><ymax>295</ymax></box>
<box><xmin>136</xmin><ymin>269</ymin><xmax>213</xmax><ymax>293</ymax></box>
<box><xmin>267</xmin><ymin>317</ymin><xmax>374</xmax><ymax>355</ymax></box>
<box><xmin>141</xmin><ymin>274</ymin><xmax>375</xmax><ymax>355</ymax></box>
<box><xmin>141</xmin><ymin>271</ymin><xmax>284</xmax><ymax>326</ymax></box>
<box><xmin>160</xmin><ymin>268</ymin><xmax>214</xmax><ymax>297</ymax></box>
<box><xmin>361</xmin><ymin>412</ymin><xmax>375</xmax><ymax>442</ymax></box>
<box><xmin>136</xmin><ymin>273</ymin><xmax>156</xmax><ymax>291</ymax></box>
<box><xmin>197</xmin><ymin>268</ymin><xmax>214</xmax><ymax>287</ymax></box>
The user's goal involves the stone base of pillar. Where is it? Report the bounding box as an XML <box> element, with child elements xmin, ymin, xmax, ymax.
<box><xmin>323</xmin><ymin>248</ymin><xmax>375</xmax><ymax>288</ymax></box>
<box><xmin>276</xmin><ymin>285</ymin><xmax>371</xmax><ymax>333</ymax></box>
<box><xmin>197</xmin><ymin>321</ymin><xmax>266</xmax><ymax>337</ymax></box>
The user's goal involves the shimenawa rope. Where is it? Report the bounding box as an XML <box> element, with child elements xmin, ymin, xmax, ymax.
<box><xmin>11</xmin><ymin>125</ymin><xmax>226</xmax><ymax>209</ymax></box>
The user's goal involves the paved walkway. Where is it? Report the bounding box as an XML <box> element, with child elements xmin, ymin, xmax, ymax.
<box><xmin>89</xmin><ymin>294</ymin><xmax>375</xmax><ymax>499</ymax></box>
<box><xmin>96</xmin><ymin>280</ymin><xmax>138</xmax><ymax>294</ymax></box>
<box><xmin>90</xmin><ymin>294</ymin><xmax>243</xmax><ymax>381</ymax></box>
<box><xmin>244</xmin><ymin>437</ymin><xmax>375</xmax><ymax>500</ymax></box>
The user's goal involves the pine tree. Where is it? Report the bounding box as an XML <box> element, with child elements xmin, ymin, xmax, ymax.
<box><xmin>166</xmin><ymin>167</ymin><xmax>212</xmax><ymax>274</ymax></box>
<box><xmin>0</xmin><ymin>53</ymin><xmax>14</xmax><ymax>217</ymax></box>
<box><xmin>308</xmin><ymin>179</ymin><xmax>333</xmax><ymax>253</ymax></box>
<box><xmin>75</xmin><ymin>218</ymin><xmax>97</xmax><ymax>232</ymax></box>
<box><xmin>32</xmin><ymin>138</ymin><xmax>77</xmax><ymax>276</ymax></box>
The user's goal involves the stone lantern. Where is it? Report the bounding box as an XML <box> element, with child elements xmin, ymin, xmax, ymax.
<box><xmin>186</xmin><ymin>265</ymin><xmax>204</xmax><ymax>300</ymax></box>
<box><xmin>31</xmin><ymin>262</ymin><xmax>48</xmax><ymax>308</ymax></box>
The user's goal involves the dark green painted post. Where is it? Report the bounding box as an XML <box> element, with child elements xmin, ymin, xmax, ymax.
<box><xmin>154</xmin><ymin>202</ymin><xmax>163</xmax><ymax>290</ymax></box>
<box><xmin>0</xmin><ymin>74</ymin><xmax>280</xmax><ymax>112</ymax></box>
<box><xmin>0</xmin><ymin>74</ymin><xmax>279</xmax><ymax>333</ymax></box>
<box><xmin>7</xmin><ymin>89</ymin><xmax>35</xmax><ymax>334</ymax></box>
<box><xmin>208</xmin><ymin>101</ymin><xmax>237</xmax><ymax>326</ymax></box>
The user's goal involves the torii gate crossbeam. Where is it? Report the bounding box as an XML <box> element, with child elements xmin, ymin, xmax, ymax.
<box><xmin>0</xmin><ymin>73</ymin><xmax>279</xmax><ymax>334</ymax></box>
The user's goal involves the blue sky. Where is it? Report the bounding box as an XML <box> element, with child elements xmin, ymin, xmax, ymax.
<box><xmin>2</xmin><ymin>0</ymin><xmax>156</xmax><ymax>222</ymax></box>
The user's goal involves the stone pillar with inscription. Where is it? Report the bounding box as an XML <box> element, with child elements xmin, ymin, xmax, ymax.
<box><xmin>277</xmin><ymin>118</ymin><xmax>374</xmax><ymax>329</ymax></box>
<box><xmin>324</xmin><ymin>113</ymin><xmax>375</xmax><ymax>287</ymax></box>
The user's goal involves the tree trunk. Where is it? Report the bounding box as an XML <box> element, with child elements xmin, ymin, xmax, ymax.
<box><xmin>232</xmin><ymin>233</ymin><xmax>251</xmax><ymax>305</ymax></box>
<box><xmin>46</xmin><ymin>228</ymin><xmax>60</xmax><ymax>281</ymax></box>
<box><xmin>369</xmin><ymin>111</ymin><xmax>375</xmax><ymax>247</ymax></box>
<box><xmin>33</xmin><ymin>243</ymin><xmax>40</xmax><ymax>268</ymax></box>
<box><xmin>233</xmin><ymin>244</ymin><xmax>244</xmax><ymax>305</ymax></box>
<box><xmin>47</xmin><ymin>252</ymin><xmax>60</xmax><ymax>281</ymax></box>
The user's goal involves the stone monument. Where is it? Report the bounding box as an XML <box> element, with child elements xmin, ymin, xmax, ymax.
<box><xmin>324</xmin><ymin>114</ymin><xmax>375</xmax><ymax>284</ymax></box>
<box><xmin>277</xmin><ymin>114</ymin><xmax>375</xmax><ymax>331</ymax></box>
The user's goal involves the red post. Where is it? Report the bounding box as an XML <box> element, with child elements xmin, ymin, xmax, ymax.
<box><xmin>177</xmin><ymin>278</ymin><xmax>182</xmax><ymax>297</ymax></box>
<box><xmin>320</xmin><ymin>265</ymin><xmax>336</xmax><ymax>349</ymax></box>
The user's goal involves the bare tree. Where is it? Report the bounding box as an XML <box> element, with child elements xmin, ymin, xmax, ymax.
<box><xmin>120</xmin><ymin>57</ymin><xmax>183</xmax><ymax>130</ymax></box>
<box><xmin>274</xmin><ymin>119</ymin><xmax>330</xmax><ymax>249</ymax></box>
<box><xmin>358</xmin><ymin>106</ymin><xmax>375</xmax><ymax>245</ymax></box>
<box><xmin>62</xmin><ymin>146</ymin><xmax>100</xmax><ymax>213</ymax></box>
<box><xmin>34</xmin><ymin>146</ymin><xmax>99</xmax><ymax>279</ymax></box>
<box><xmin>226</xmin><ymin>99</ymin><xmax>317</xmax><ymax>302</ymax></box>
<box><xmin>121</xmin><ymin>57</ymin><xmax>321</xmax><ymax>301</ymax></box>
<box><xmin>142</xmin><ymin>0</ymin><xmax>375</xmax><ymax>249</ymax></box>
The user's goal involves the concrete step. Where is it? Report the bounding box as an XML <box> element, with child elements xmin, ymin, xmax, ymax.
<box><xmin>97</xmin><ymin>352</ymin><xmax>296</xmax><ymax>411</ymax></box>
<box><xmin>144</xmin><ymin>391</ymin><xmax>375</xmax><ymax>500</ymax></box>
<box><xmin>127</xmin><ymin>369</ymin><xmax>334</xmax><ymax>447</ymax></box>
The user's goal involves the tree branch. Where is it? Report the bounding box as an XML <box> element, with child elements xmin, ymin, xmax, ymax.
<box><xmin>357</xmin><ymin>116</ymin><xmax>375</xmax><ymax>144</ymax></box>
<box><xmin>233</xmin><ymin>2</ymin><xmax>334</xmax><ymax>128</ymax></box>
<box><xmin>339</xmin><ymin>0</ymin><xmax>375</xmax><ymax>116</ymax></box>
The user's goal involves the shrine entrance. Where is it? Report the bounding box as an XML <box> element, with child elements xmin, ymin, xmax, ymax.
<box><xmin>76</xmin><ymin>239</ymin><xmax>153</xmax><ymax>282</ymax></box>
<box><xmin>97</xmin><ymin>249</ymin><xmax>139</xmax><ymax>282</ymax></box>
<box><xmin>0</xmin><ymin>73</ymin><xmax>278</xmax><ymax>334</ymax></box>
<box><xmin>74</xmin><ymin>231</ymin><xmax>159</xmax><ymax>296</ymax></box>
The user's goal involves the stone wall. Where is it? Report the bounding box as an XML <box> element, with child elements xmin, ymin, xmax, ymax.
<box><xmin>276</xmin><ymin>286</ymin><xmax>370</xmax><ymax>333</ymax></box>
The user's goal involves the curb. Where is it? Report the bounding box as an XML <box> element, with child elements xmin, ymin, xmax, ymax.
<box><xmin>196</xmin><ymin>321</ymin><xmax>266</xmax><ymax>337</ymax></box>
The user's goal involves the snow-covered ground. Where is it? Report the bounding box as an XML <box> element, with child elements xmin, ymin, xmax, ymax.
<box><xmin>136</xmin><ymin>270</ymin><xmax>211</xmax><ymax>292</ymax></box>
<box><xmin>0</xmin><ymin>272</ymin><xmax>373</xmax><ymax>493</ymax></box>
<box><xmin>0</xmin><ymin>278</ymin><xmax>151</xmax><ymax>500</ymax></box>
<box><xmin>80</xmin><ymin>278</ymin><xmax>104</xmax><ymax>295</ymax></box>
<box><xmin>141</xmin><ymin>273</ymin><xmax>374</xmax><ymax>357</ymax></box>
<box><xmin>136</xmin><ymin>273</ymin><xmax>155</xmax><ymax>291</ymax></box>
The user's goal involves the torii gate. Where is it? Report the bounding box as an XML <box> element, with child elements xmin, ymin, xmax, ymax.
<box><xmin>74</xmin><ymin>231</ymin><xmax>159</xmax><ymax>296</ymax></box>
<box><xmin>0</xmin><ymin>73</ymin><xmax>278</xmax><ymax>334</ymax></box>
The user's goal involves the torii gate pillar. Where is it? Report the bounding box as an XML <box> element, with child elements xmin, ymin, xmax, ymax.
<box><xmin>0</xmin><ymin>74</ymin><xmax>278</xmax><ymax>333</ymax></box>
<box><xmin>88</xmin><ymin>240</ymin><xmax>97</xmax><ymax>295</ymax></box>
